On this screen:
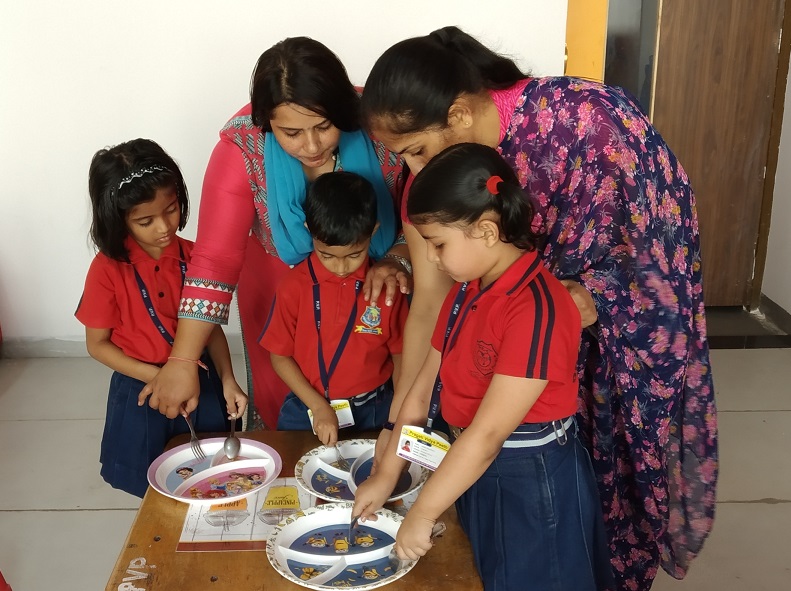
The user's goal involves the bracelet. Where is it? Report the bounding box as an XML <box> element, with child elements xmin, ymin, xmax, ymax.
<box><xmin>382</xmin><ymin>421</ymin><xmax>396</xmax><ymax>431</ymax></box>
<box><xmin>381</xmin><ymin>253</ymin><xmax>412</xmax><ymax>275</ymax></box>
<box><xmin>167</xmin><ymin>356</ymin><xmax>209</xmax><ymax>371</ymax></box>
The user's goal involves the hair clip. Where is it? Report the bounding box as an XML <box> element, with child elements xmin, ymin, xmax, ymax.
<box><xmin>117</xmin><ymin>165</ymin><xmax>168</xmax><ymax>190</ymax></box>
<box><xmin>486</xmin><ymin>175</ymin><xmax>502</xmax><ymax>195</ymax></box>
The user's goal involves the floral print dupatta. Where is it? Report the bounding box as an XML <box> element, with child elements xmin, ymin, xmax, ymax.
<box><xmin>496</xmin><ymin>77</ymin><xmax>717</xmax><ymax>590</ymax></box>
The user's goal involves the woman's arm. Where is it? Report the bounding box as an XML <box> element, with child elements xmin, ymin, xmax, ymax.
<box><xmin>388</xmin><ymin>223</ymin><xmax>454</xmax><ymax>419</ymax></box>
<box><xmin>85</xmin><ymin>327</ymin><xmax>160</xmax><ymax>384</ymax></box>
<box><xmin>142</xmin><ymin>138</ymin><xmax>257</xmax><ymax>418</ymax></box>
<box><xmin>394</xmin><ymin>373</ymin><xmax>548</xmax><ymax>560</ymax></box>
<box><xmin>372</xmin><ymin>223</ymin><xmax>453</xmax><ymax>464</ymax></box>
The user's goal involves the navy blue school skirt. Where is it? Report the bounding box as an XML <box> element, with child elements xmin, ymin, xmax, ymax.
<box><xmin>99</xmin><ymin>356</ymin><xmax>235</xmax><ymax>498</ymax></box>
<box><xmin>454</xmin><ymin>419</ymin><xmax>614</xmax><ymax>591</ymax></box>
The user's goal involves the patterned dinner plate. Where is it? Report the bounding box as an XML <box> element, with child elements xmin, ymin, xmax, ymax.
<box><xmin>266</xmin><ymin>502</ymin><xmax>416</xmax><ymax>589</ymax></box>
<box><xmin>147</xmin><ymin>437</ymin><xmax>282</xmax><ymax>506</ymax></box>
<box><xmin>294</xmin><ymin>439</ymin><xmax>428</xmax><ymax>503</ymax></box>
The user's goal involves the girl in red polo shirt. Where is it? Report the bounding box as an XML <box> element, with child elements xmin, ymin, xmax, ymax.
<box><xmin>76</xmin><ymin>139</ymin><xmax>247</xmax><ymax>498</ymax></box>
<box><xmin>354</xmin><ymin>144</ymin><xmax>613</xmax><ymax>590</ymax></box>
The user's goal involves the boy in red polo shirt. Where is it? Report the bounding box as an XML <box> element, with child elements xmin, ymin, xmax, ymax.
<box><xmin>260</xmin><ymin>172</ymin><xmax>407</xmax><ymax>446</ymax></box>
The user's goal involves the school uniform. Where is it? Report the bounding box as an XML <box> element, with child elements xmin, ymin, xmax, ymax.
<box><xmin>431</xmin><ymin>250</ymin><xmax>613</xmax><ymax>591</ymax></box>
<box><xmin>75</xmin><ymin>236</ymin><xmax>229</xmax><ymax>498</ymax></box>
<box><xmin>259</xmin><ymin>252</ymin><xmax>407</xmax><ymax>432</ymax></box>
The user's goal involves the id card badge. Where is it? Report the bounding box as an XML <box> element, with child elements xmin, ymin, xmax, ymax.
<box><xmin>396</xmin><ymin>425</ymin><xmax>450</xmax><ymax>471</ymax></box>
<box><xmin>308</xmin><ymin>399</ymin><xmax>356</xmax><ymax>431</ymax></box>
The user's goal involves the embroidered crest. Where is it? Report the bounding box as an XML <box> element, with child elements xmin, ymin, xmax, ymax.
<box><xmin>473</xmin><ymin>340</ymin><xmax>497</xmax><ymax>376</ymax></box>
<box><xmin>354</xmin><ymin>305</ymin><xmax>383</xmax><ymax>335</ymax></box>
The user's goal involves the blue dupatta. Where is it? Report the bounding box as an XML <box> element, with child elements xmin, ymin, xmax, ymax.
<box><xmin>264</xmin><ymin>129</ymin><xmax>396</xmax><ymax>265</ymax></box>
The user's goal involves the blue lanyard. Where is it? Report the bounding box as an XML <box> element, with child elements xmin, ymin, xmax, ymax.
<box><xmin>307</xmin><ymin>258</ymin><xmax>362</xmax><ymax>400</ymax></box>
<box><xmin>426</xmin><ymin>281</ymin><xmax>491</xmax><ymax>430</ymax></box>
<box><xmin>133</xmin><ymin>245</ymin><xmax>187</xmax><ymax>347</ymax></box>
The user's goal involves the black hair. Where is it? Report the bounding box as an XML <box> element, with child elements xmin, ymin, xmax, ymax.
<box><xmin>250</xmin><ymin>37</ymin><xmax>361</xmax><ymax>132</ymax></box>
<box><xmin>87</xmin><ymin>138</ymin><xmax>188</xmax><ymax>261</ymax></box>
<box><xmin>362</xmin><ymin>26</ymin><xmax>527</xmax><ymax>134</ymax></box>
<box><xmin>305</xmin><ymin>171</ymin><xmax>378</xmax><ymax>247</ymax></box>
<box><xmin>408</xmin><ymin>143</ymin><xmax>539</xmax><ymax>251</ymax></box>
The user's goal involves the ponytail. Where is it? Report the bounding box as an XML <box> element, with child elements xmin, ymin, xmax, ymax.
<box><xmin>362</xmin><ymin>26</ymin><xmax>527</xmax><ymax>135</ymax></box>
<box><xmin>408</xmin><ymin>143</ymin><xmax>539</xmax><ymax>251</ymax></box>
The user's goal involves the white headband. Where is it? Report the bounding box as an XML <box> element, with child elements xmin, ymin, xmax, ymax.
<box><xmin>117</xmin><ymin>165</ymin><xmax>168</xmax><ymax>190</ymax></box>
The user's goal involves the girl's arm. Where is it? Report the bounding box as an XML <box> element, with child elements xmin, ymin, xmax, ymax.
<box><xmin>206</xmin><ymin>325</ymin><xmax>248</xmax><ymax>419</ymax></box>
<box><xmin>85</xmin><ymin>327</ymin><xmax>160</xmax><ymax>384</ymax></box>
<box><xmin>270</xmin><ymin>353</ymin><xmax>339</xmax><ymax>446</ymax></box>
<box><xmin>354</xmin><ymin>347</ymin><xmax>442</xmax><ymax>519</ymax></box>
<box><xmin>395</xmin><ymin>373</ymin><xmax>548</xmax><ymax>560</ymax></box>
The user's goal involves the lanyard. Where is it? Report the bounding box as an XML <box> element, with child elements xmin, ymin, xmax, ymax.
<box><xmin>307</xmin><ymin>258</ymin><xmax>362</xmax><ymax>400</ymax></box>
<box><xmin>133</xmin><ymin>244</ymin><xmax>187</xmax><ymax>347</ymax></box>
<box><xmin>426</xmin><ymin>281</ymin><xmax>491</xmax><ymax>430</ymax></box>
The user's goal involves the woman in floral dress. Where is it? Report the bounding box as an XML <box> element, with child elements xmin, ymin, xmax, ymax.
<box><xmin>364</xmin><ymin>26</ymin><xmax>718</xmax><ymax>591</ymax></box>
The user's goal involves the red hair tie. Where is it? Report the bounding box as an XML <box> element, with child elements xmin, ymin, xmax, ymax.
<box><xmin>486</xmin><ymin>175</ymin><xmax>502</xmax><ymax>195</ymax></box>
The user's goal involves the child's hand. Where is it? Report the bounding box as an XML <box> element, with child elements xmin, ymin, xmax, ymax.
<box><xmin>352</xmin><ymin>472</ymin><xmax>395</xmax><ymax>522</ymax></box>
<box><xmin>223</xmin><ymin>380</ymin><xmax>248</xmax><ymax>420</ymax></box>
<box><xmin>311</xmin><ymin>401</ymin><xmax>339</xmax><ymax>447</ymax></box>
<box><xmin>371</xmin><ymin>427</ymin><xmax>393</xmax><ymax>475</ymax></box>
<box><xmin>393</xmin><ymin>511</ymin><xmax>436</xmax><ymax>561</ymax></box>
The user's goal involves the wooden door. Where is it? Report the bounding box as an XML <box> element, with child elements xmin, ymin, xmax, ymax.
<box><xmin>652</xmin><ymin>0</ymin><xmax>786</xmax><ymax>306</ymax></box>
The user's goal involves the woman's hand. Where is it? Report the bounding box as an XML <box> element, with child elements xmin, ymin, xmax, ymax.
<box><xmin>364</xmin><ymin>257</ymin><xmax>412</xmax><ymax>307</ymax></box>
<box><xmin>393</xmin><ymin>511</ymin><xmax>436</xmax><ymax>561</ymax></box>
<box><xmin>138</xmin><ymin>360</ymin><xmax>200</xmax><ymax>419</ymax></box>
<box><xmin>560</xmin><ymin>279</ymin><xmax>598</xmax><ymax>328</ymax></box>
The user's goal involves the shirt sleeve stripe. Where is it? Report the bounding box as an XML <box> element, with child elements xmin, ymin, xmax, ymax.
<box><xmin>258</xmin><ymin>294</ymin><xmax>278</xmax><ymax>344</ymax></box>
<box><xmin>525</xmin><ymin>272</ymin><xmax>556</xmax><ymax>380</ymax></box>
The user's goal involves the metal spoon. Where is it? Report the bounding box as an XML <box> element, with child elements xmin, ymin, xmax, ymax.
<box><xmin>223</xmin><ymin>416</ymin><xmax>241</xmax><ymax>460</ymax></box>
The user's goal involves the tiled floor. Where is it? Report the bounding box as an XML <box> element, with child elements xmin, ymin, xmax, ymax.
<box><xmin>1</xmin><ymin>348</ymin><xmax>790</xmax><ymax>590</ymax></box>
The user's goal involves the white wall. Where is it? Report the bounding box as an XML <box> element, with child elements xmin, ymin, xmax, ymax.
<box><xmin>0</xmin><ymin>1</ymin><xmax>567</xmax><ymax>355</ymax></box>
<box><xmin>763</xmin><ymin>57</ymin><xmax>791</xmax><ymax>313</ymax></box>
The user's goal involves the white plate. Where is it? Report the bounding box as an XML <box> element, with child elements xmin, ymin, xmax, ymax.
<box><xmin>147</xmin><ymin>437</ymin><xmax>282</xmax><ymax>505</ymax></box>
<box><xmin>294</xmin><ymin>439</ymin><xmax>428</xmax><ymax>503</ymax></box>
<box><xmin>266</xmin><ymin>502</ymin><xmax>416</xmax><ymax>590</ymax></box>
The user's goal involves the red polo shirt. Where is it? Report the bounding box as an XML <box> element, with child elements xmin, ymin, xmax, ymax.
<box><xmin>75</xmin><ymin>236</ymin><xmax>192</xmax><ymax>365</ymax></box>
<box><xmin>259</xmin><ymin>252</ymin><xmax>407</xmax><ymax>399</ymax></box>
<box><xmin>430</xmin><ymin>250</ymin><xmax>581</xmax><ymax>427</ymax></box>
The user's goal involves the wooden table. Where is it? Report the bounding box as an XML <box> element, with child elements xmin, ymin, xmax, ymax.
<box><xmin>105</xmin><ymin>430</ymin><xmax>482</xmax><ymax>590</ymax></box>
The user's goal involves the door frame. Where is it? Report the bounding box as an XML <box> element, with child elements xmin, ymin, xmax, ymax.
<box><xmin>751</xmin><ymin>0</ymin><xmax>791</xmax><ymax>310</ymax></box>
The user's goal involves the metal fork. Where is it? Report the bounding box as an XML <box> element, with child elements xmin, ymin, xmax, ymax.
<box><xmin>182</xmin><ymin>412</ymin><xmax>206</xmax><ymax>461</ymax></box>
<box><xmin>334</xmin><ymin>445</ymin><xmax>351</xmax><ymax>471</ymax></box>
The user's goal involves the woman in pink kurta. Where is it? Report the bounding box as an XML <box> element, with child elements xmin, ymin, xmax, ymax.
<box><xmin>142</xmin><ymin>37</ymin><xmax>405</xmax><ymax>429</ymax></box>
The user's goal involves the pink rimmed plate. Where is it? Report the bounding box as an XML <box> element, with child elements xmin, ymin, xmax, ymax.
<box><xmin>147</xmin><ymin>437</ymin><xmax>282</xmax><ymax>505</ymax></box>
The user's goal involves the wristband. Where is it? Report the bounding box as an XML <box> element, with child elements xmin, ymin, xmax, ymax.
<box><xmin>382</xmin><ymin>421</ymin><xmax>396</xmax><ymax>431</ymax></box>
<box><xmin>167</xmin><ymin>356</ymin><xmax>209</xmax><ymax>371</ymax></box>
<box><xmin>382</xmin><ymin>253</ymin><xmax>412</xmax><ymax>275</ymax></box>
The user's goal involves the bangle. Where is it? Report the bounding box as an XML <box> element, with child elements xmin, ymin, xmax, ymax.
<box><xmin>382</xmin><ymin>253</ymin><xmax>412</xmax><ymax>275</ymax></box>
<box><xmin>167</xmin><ymin>356</ymin><xmax>209</xmax><ymax>371</ymax></box>
<box><xmin>382</xmin><ymin>421</ymin><xmax>395</xmax><ymax>431</ymax></box>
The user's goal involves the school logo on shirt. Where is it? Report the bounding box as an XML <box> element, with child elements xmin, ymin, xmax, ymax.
<box><xmin>473</xmin><ymin>340</ymin><xmax>497</xmax><ymax>377</ymax></box>
<box><xmin>355</xmin><ymin>305</ymin><xmax>383</xmax><ymax>335</ymax></box>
